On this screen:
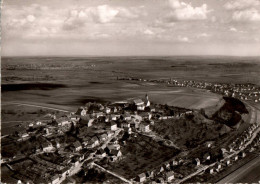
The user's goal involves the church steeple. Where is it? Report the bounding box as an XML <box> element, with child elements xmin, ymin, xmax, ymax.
<box><xmin>145</xmin><ymin>94</ymin><xmax>150</xmax><ymax>107</ymax></box>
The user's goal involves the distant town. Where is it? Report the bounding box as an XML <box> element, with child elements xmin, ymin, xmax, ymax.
<box><xmin>1</xmin><ymin>87</ymin><xmax>260</xmax><ymax>184</ymax></box>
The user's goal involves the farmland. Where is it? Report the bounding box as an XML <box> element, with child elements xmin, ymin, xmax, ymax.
<box><xmin>3</xmin><ymin>56</ymin><xmax>259</xmax><ymax>111</ymax></box>
<box><xmin>2</xmin><ymin>56</ymin><xmax>259</xmax><ymax>136</ymax></box>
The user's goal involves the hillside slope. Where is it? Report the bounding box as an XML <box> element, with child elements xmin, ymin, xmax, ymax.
<box><xmin>152</xmin><ymin>97</ymin><xmax>249</xmax><ymax>149</ymax></box>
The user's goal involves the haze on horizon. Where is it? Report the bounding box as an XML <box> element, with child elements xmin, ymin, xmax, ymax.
<box><xmin>2</xmin><ymin>0</ymin><xmax>260</xmax><ymax>57</ymax></box>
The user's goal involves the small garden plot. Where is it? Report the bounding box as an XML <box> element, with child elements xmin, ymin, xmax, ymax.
<box><xmin>98</xmin><ymin>134</ymin><xmax>180</xmax><ymax>179</ymax></box>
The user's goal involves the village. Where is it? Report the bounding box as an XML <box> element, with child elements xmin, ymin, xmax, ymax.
<box><xmin>1</xmin><ymin>92</ymin><xmax>260</xmax><ymax>184</ymax></box>
<box><xmin>118</xmin><ymin>77</ymin><xmax>260</xmax><ymax>103</ymax></box>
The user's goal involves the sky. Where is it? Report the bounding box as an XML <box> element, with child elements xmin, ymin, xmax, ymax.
<box><xmin>1</xmin><ymin>0</ymin><xmax>260</xmax><ymax>56</ymax></box>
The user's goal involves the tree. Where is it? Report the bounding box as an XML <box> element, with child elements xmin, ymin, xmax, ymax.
<box><xmin>70</xmin><ymin>122</ymin><xmax>75</xmax><ymax>133</ymax></box>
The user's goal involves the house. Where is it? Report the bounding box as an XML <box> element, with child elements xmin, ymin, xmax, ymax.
<box><xmin>139</xmin><ymin>111</ymin><xmax>152</xmax><ymax>120</ymax></box>
<box><xmin>139</xmin><ymin>123</ymin><xmax>150</xmax><ymax>132</ymax></box>
<box><xmin>105</xmin><ymin>107</ymin><xmax>111</xmax><ymax>114</ymax></box>
<box><xmin>137</xmin><ymin>173</ymin><xmax>146</xmax><ymax>183</ymax></box>
<box><xmin>110</xmin><ymin>137</ymin><xmax>119</xmax><ymax>144</ymax></box>
<box><xmin>111</xmin><ymin>150</ymin><xmax>122</xmax><ymax>157</ymax></box>
<box><xmin>130</xmin><ymin>114</ymin><xmax>143</xmax><ymax>128</ymax></box>
<box><xmin>156</xmin><ymin>177</ymin><xmax>164</xmax><ymax>183</ymax></box>
<box><xmin>95</xmin><ymin>112</ymin><xmax>104</xmax><ymax>118</ymax></box>
<box><xmin>233</xmin><ymin>155</ymin><xmax>238</xmax><ymax>161</ymax></box>
<box><xmin>134</xmin><ymin>99</ymin><xmax>145</xmax><ymax>111</ymax></box>
<box><xmin>42</xmin><ymin>142</ymin><xmax>53</xmax><ymax>152</ymax></box>
<box><xmin>107</xmin><ymin>131</ymin><xmax>114</xmax><ymax>138</ymax></box>
<box><xmin>60</xmin><ymin>167</ymin><xmax>70</xmax><ymax>178</ymax></box>
<box><xmin>98</xmin><ymin>104</ymin><xmax>104</xmax><ymax>111</ymax></box>
<box><xmin>149</xmin><ymin>120</ymin><xmax>154</xmax><ymax>125</ymax></box>
<box><xmin>109</xmin><ymin>121</ymin><xmax>117</xmax><ymax>131</ymax></box>
<box><xmin>239</xmin><ymin>151</ymin><xmax>246</xmax><ymax>158</ymax></box>
<box><xmin>195</xmin><ymin>158</ymin><xmax>200</xmax><ymax>166</ymax></box>
<box><xmin>88</xmin><ymin>136</ymin><xmax>99</xmax><ymax>148</ymax></box>
<box><xmin>163</xmin><ymin>162</ymin><xmax>171</xmax><ymax>170</ymax></box>
<box><xmin>71</xmin><ymin>157</ymin><xmax>80</xmax><ymax>167</ymax></box>
<box><xmin>110</xmin><ymin>115</ymin><xmax>117</xmax><ymax>121</ymax></box>
<box><xmin>226</xmin><ymin>159</ymin><xmax>231</xmax><ymax>166</ymax></box>
<box><xmin>120</xmin><ymin>122</ymin><xmax>130</xmax><ymax>128</ymax></box>
<box><xmin>75</xmin><ymin>107</ymin><xmax>87</xmax><ymax>116</ymax></box>
<box><xmin>36</xmin><ymin>121</ymin><xmax>42</xmax><ymax>125</ymax></box>
<box><xmin>21</xmin><ymin>132</ymin><xmax>30</xmax><ymax>139</ymax></box>
<box><xmin>82</xmin><ymin>137</ymin><xmax>91</xmax><ymax>147</ymax></box>
<box><xmin>97</xmin><ymin>149</ymin><xmax>106</xmax><ymax>157</ymax></box>
<box><xmin>56</xmin><ymin>141</ymin><xmax>61</xmax><ymax>149</ymax></box>
<box><xmin>50</xmin><ymin>174</ymin><xmax>60</xmax><ymax>184</ymax></box>
<box><xmin>70</xmin><ymin>114</ymin><xmax>80</xmax><ymax>122</ymax></box>
<box><xmin>206</xmin><ymin>168</ymin><xmax>214</xmax><ymax>174</ymax></box>
<box><xmin>73</xmin><ymin>141</ymin><xmax>82</xmax><ymax>152</ymax></box>
<box><xmin>165</xmin><ymin>171</ymin><xmax>174</xmax><ymax>182</ymax></box>
<box><xmin>80</xmin><ymin>116</ymin><xmax>94</xmax><ymax>127</ymax></box>
<box><xmin>205</xmin><ymin>141</ymin><xmax>214</xmax><ymax>148</ymax></box>
<box><xmin>171</xmin><ymin>160</ymin><xmax>178</xmax><ymax>166</ymax></box>
<box><xmin>44</xmin><ymin>128</ymin><xmax>50</xmax><ymax>135</ymax></box>
<box><xmin>159</xmin><ymin>166</ymin><xmax>164</xmax><ymax>172</ymax></box>
<box><xmin>228</xmin><ymin>146</ymin><xmax>234</xmax><ymax>152</ymax></box>
<box><xmin>79</xmin><ymin>154</ymin><xmax>85</xmax><ymax>162</ymax></box>
<box><xmin>111</xmin><ymin>107</ymin><xmax>118</xmax><ymax>113</ymax></box>
<box><xmin>122</xmin><ymin>113</ymin><xmax>131</xmax><ymax>121</ymax></box>
<box><xmin>150</xmin><ymin>108</ymin><xmax>155</xmax><ymax>112</ymax></box>
<box><xmin>203</xmin><ymin>153</ymin><xmax>211</xmax><ymax>161</ymax></box>
<box><xmin>57</xmin><ymin>117</ymin><xmax>71</xmax><ymax>126</ymax></box>
<box><xmin>105</xmin><ymin>116</ymin><xmax>110</xmax><ymax>122</ymax></box>
<box><xmin>100</xmin><ymin>133</ymin><xmax>108</xmax><ymax>141</ymax></box>
<box><xmin>146</xmin><ymin>170</ymin><xmax>154</xmax><ymax>178</ymax></box>
<box><xmin>124</xmin><ymin>127</ymin><xmax>132</xmax><ymax>134</ymax></box>
<box><xmin>110</xmin><ymin>156</ymin><xmax>118</xmax><ymax>162</ymax></box>
<box><xmin>216</xmin><ymin>163</ymin><xmax>222</xmax><ymax>172</ymax></box>
<box><xmin>107</xmin><ymin>144</ymin><xmax>120</xmax><ymax>152</ymax></box>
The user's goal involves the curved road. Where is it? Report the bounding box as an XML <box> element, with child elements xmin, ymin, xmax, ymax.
<box><xmin>217</xmin><ymin>102</ymin><xmax>260</xmax><ymax>184</ymax></box>
<box><xmin>2</xmin><ymin>101</ymin><xmax>72</xmax><ymax>113</ymax></box>
<box><xmin>217</xmin><ymin>155</ymin><xmax>260</xmax><ymax>183</ymax></box>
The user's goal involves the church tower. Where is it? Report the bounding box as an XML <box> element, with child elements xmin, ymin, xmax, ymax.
<box><xmin>145</xmin><ymin>94</ymin><xmax>150</xmax><ymax>107</ymax></box>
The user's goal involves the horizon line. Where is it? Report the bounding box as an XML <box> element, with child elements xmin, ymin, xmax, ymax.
<box><xmin>2</xmin><ymin>54</ymin><xmax>260</xmax><ymax>58</ymax></box>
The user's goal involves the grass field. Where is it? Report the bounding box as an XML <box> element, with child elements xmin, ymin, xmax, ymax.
<box><xmin>1</xmin><ymin>104</ymin><xmax>64</xmax><ymax>135</ymax></box>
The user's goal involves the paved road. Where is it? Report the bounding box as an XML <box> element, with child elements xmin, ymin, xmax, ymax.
<box><xmin>216</xmin><ymin>102</ymin><xmax>260</xmax><ymax>184</ymax></box>
<box><xmin>92</xmin><ymin>163</ymin><xmax>132</xmax><ymax>184</ymax></box>
<box><xmin>2</xmin><ymin>101</ymin><xmax>71</xmax><ymax>113</ymax></box>
<box><xmin>217</xmin><ymin>156</ymin><xmax>260</xmax><ymax>183</ymax></box>
<box><xmin>138</xmin><ymin>131</ymin><xmax>181</xmax><ymax>150</ymax></box>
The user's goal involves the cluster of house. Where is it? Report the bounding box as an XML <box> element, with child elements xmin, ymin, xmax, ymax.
<box><xmin>199</xmin><ymin>122</ymin><xmax>260</xmax><ymax>176</ymax></box>
<box><xmin>135</xmin><ymin>120</ymin><xmax>260</xmax><ymax>183</ymax></box>
<box><xmin>169</xmin><ymin>80</ymin><xmax>260</xmax><ymax>103</ymax></box>
<box><xmin>163</xmin><ymin>79</ymin><xmax>260</xmax><ymax>103</ymax></box>
<box><xmin>11</xmin><ymin>94</ymin><xmax>189</xmax><ymax>183</ymax></box>
<box><xmin>96</xmin><ymin>140</ymin><xmax>123</xmax><ymax>162</ymax></box>
<box><xmin>228</xmin><ymin>122</ymin><xmax>259</xmax><ymax>152</ymax></box>
<box><xmin>12</xmin><ymin>149</ymin><xmax>86</xmax><ymax>184</ymax></box>
<box><xmin>118</xmin><ymin>77</ymin><xmax>260</xmax><ymax>103</ymax></box>
<box><xmin>136</xmin><ymin>158</ymin><xmax>183</xmax><ymax>183</ymax></box>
